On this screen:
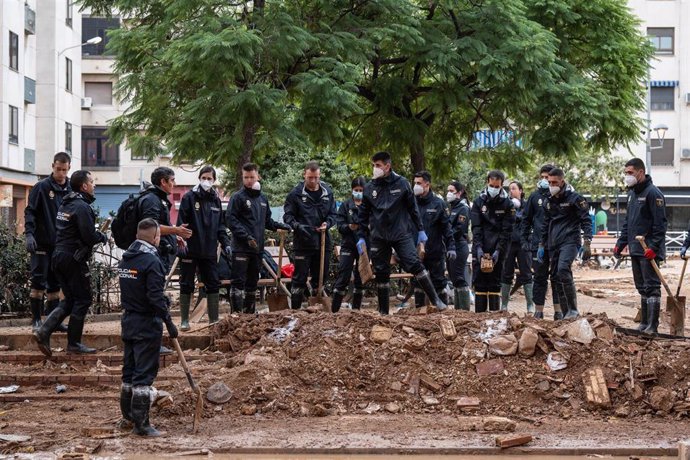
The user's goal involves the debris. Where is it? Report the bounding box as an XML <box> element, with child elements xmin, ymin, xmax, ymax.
<box><xmin>546</xmin><ymin>352</ymin><xmax>568</xmax><ymax>371</ymax></box>
<box><xmin>456</xmin><ymin>397</ymin><xmax>481</xmax><ymax>410</ymax></box>
<box><xmin>0</xmin><ymin>345</ymin><xmax>9</xmax><ymax>351</ymax></box>
<box><xmin>422</xmin><ymin>396</ymin><xmax>439</xmax><ymax>406</ymax></box>
<box><xmin>80</xmin><ymin>427</ymin><xmax>118</xmax><ymax>438</ymax></box>
<box><xmin>566</xmin><ymin>318</ymin><xmax>596</xmax><ymax>345</ymax></box>
<box><xmin>649</xmin><ymin>387</ymin><xmax>675</xmax><ymax>412</ymax></box>
<box><xmin>162</xmin><ymin>449</ymin><xmax>211</xmax><ymax>457</ymax></box>
<box><xmin>362</xmin><ymin>402</ymin><xmax>381</xmax><ymax>414</ymax></box>
<box><xmin>594</xmin><ymin>324</ymin><xmax>614</xmax><ymax>341</ymax></box>
<box><xmin>476</xmin><ymin>359</ymin><xmax>505</xmax><ymax>376</ymax></box>
<box><xmin>462</xmin><ymin>340</ymin><xmax>487</xmax><ymax>359</ymax></box>
<box><xmin>206</xmin><ymin>382</ymin><xmax>233</xmax><ymax>404</ymax></box>
<box><xmin>518</xmin><ymin>328</ymin><xmax>539</xmax><ymax>357</ymax></box>
<box><xmin>614</xmin><ymin>405</ymin><xmax>630</xmax><ymax>418</ymax></box>
<box><xmin>495</xmin><ymin>433</ymin><xmax>533</xmax><ymax>448</ymax></box>
<box><xmin>390</xmin><ymin>381</ymin><xmax>403</xmax><ymax>392</ymax></box>
<box><xmin>240</xmin><ymin>404</ymin><xmax>257</xmax><ymax>415</ymax></box>
<box><xmin>625</xmin><ymin>381</ymin><xmax>645</xmax><ymax>401</ymax></box>
<box><xmin>488</xmin><ymin>334</ymin><xmax>518</xmax><ymax>356</ymax></box>
<box><xmin>439</xmin><ymin>318</ymin><xmax>457</xmax><ymax>339</ymax></box>
<box><xmin>370</xmin><ymin>325</ymin><xmax>393</xmax><ymax>344</ymax></box>
<box><xmin>0</xmin><ymin>385</ymin><xmax>19</xmax><ymax>394</ymax></box>
<box><xmin>536</xmin><ymin>380</ymin><xmax>550</xmax><ymax>392</ymax></box>
<box><xmin>476</xmin><ymin>318</ymin><xmax>509</xmax><ymax>342</ymax></box>
<box><xmin>154</xmin><ymin>390</ymin><xmax>174</xmax><ymax>408</ymax></box>
<box><xmin>55</xmin><ymin>384</ymin><xmax>67</xmax><ymax>394</ymax></box>
<box><xmin>482</xmin><ymin>416</ymin><xmax>517</xmax><ymax>432</ymax></box>
<box><xmin>419</xmin><ymin>374</ymin><xmax>442</xmax><ymax>393</ymax></box>
<box><xmin>0</xmin><ymin>434</ymin><xmax>31</xmax><ymax>442</ymax></box>
<box><xmin>385</xmin><ymin>402</ymin><xmax>400</xmax><ymax>414</ymax></box>
<box><xmin>582</xmin><ymin>367</ymin><xmax>611</xmax><ymax>408</ymax></box>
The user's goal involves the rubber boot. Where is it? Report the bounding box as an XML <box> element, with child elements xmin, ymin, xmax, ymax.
<box><xmin>488</xmin><ymin>293</ymin><xmax>501</xmax><ymax>312</ymax></box>
<box><xmin>415</xmin><ymin>271</ymin><xmax>447</xmax><ymax>310</ymax></box>
<box><xmin>117</xmin><ymin>383</ymin><xmax>133</xmax><ymax>430</ymax></box>
<box><xmin>377</xmin><ymin>283</ymin><xmax>390</xmax><ymax>315</ymax></box>
<box><xmin>207</xmin><ymin>292</ymin><xmax>220</xmax><ymax>322</ymax></box>
<box><xmin>179</xmin><ymin>293</ymin><xmax>191</xmax><ymax>331</ymax></box>
<box><xmin>637</xmin><ymin>296</ymin><xmax>649</xmax><ymax>332</ymax></box>
<box><xmin>131</xmin><ymin>386</ymin><xmax>161</xmax><ymax>437</ymax></box>
<box><xmin>643</xmin><ymin>297</ymin><xmax>660</xmax><ymax>334</ymax></box>
<box><xmin>553</xmin><ymin>304</ymin><xmax>563</xmax><ymax>321</ymax></box>
<box><xmin>33</xmin><ymin>305</ymin><xmax>69</xmax><ymax>357</ymax></box>
<box><xmin>523</xmin><ymin>282</ymin><xmax>535</xmax><ymax>314</ymax></box>
<box><xmin>47</xmin><ymin>299</ymin><xmax>68</xmax><ymax>333</ymax></box>
<box><xmin>290</xmin><ymin>288</ymin><xmax>304</xmax><ymax>310</ymax></box>
<box><xmin>500</xmin><ymin>283</ymin><xmax>511</xmax><ymax>311</ymax></box>
<box><xmin>66</xmin><ymin>318</ymin><xmax>96</xmax><ymax>354</ymax></box>
<box><xmin>414</xmin><ymin>288</ymin><xmax>426</xmax><ymax>308</ymax></box>
<box><xmin>475</xmin><ymin>292</ymin><xmax>488</xmax><ymax>313</ymax></box>
<box><xmin>331</xmin><ymin>290</ymin><xmax>346</xmax><ymax>313</ymax></box>
<box><xmin>455</xmin><ymin>287</ymin><xmax>470</xmax><ymax>311</ymax></box>
<box><xmin>230</xmin><ymin>288</ymin><xmax>244</xmax><ymax>313</ymax></box>
<box><xmin>563</xmin><ymin>283</ymin><xmax>580</xmax><ymax>319</ymax></box>
<box><xmin>30</xmin><ymin>297</ymin><xmax>43</xmax><ymax>332</ymax></box>
<box><xmin>351</xmin><ymin>289</ymin><xmax>363</xmax><ymax>310</ymax></box>
<box><xmin>533</xmin><ymin>308</ymin><xmax>544</xmax><ymax>319</ymax></box>
<box><xmin>439</xmin><ymin>290</ymin><xmax>449</xmax><ymax>306</ymax></box>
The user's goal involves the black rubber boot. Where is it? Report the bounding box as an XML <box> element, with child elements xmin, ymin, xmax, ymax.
<box><xmin>30</xmin><ymin>297</ymin><xmax>43</xmax><ymax>332</ymax></box>
<box><xmin>230</xmin><ymin>288</ymin><xmax>244</xmax><ymax>313</ymax></box>
<box><xmin>33</xmin><ymin>306</ymin><xmax>68</xmax><ymax>358</ymax></box>
<box><xmin>241</xmin><ymin>291</ymin><xmax>255</xmax><ymax>315</ymax></box>
<box><xmin>414</xmin><ymin>288</ymin><xmax>426</xmax><ymax>308</ymax></box>
<box><xmin>488</xmin><ymin>294</ymin><xmax>501</xmax><ymax>312</ymax></box>
<box><xmin>377</xmin><ymin>283</ymin><xmax>390</xmax><ymax>315</ymax></box>
<box><xmin>351</xmin><ymin>289</ymin><xmax>363</xmax><ymax>310</ymax></box>
<box><xmin>475</xmin><ymin>293</ymin><xmax>488</xmax><ymax>313</ymax></box>
<box><xmin>534</xmin><ymin>310</ymin><xmax>544</xmax><ymax>319</ymax></box>
<box><xmin>131</xmin><ymin>386</ymin><xmax>161</xmax><ymax>437</ymax></box>
<box><xmin>45</xmin><ymin>298</ymin><xmax>68</xmax><ymax>333</ymax></box>
<box><xmin>643</xmin><ymin>297</ymin><xmax>660</xmax><ymax>334</ymax></box>
<box><xmin>290</xmin><ymin>288</ymin><xmax>304</xmax><ymax>310</ymax></box>
<box><xmin>331</xmin><ymin>290</ymin><xmax>345</xmax><ymax>313</ymax></box>
<box><xmin>454</xmin><ymin>287</ymin><xmax>470</xmax><ymax>311</ymax></box>
<box><xmin>563</xmin><ymin>283</ymin><xmax>580</xmax><ymax>319</ymax></box>
<box><xmin>415</xmin><ymin>271</ymin><xmax>447</xmax><ymax>310</ymax></box>
<box><xmin>179</xmin><ymin>293</ymin><xmax>191</xmax><ymax>331</ymax></box>
<box><xmin>117</xmin><ymin>383</ymin><xmax>133</xmax><ymax>429</ymax></box>
<box><xmin>637</xmin><ymin>296</ymin><xmax>649</xmax><ymax>332</ymax></box>
<box><xmin>66</xmin><ymin>318</ymin><xmax>96</xmax><ymax>354</ymax></box>
<box><xmin>500</xmin><ymin>283</ymin><xmax>511</xmax><ymax>311</ymax></box>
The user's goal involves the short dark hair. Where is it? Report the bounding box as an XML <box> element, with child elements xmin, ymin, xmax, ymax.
<box><xmin>539</xmin><ymin>164</ymin><xmax>555</xmax><ymax>175</ymax></box>
<box><xmin>487</xmin><ymin>170</ymin><xmax>505</xmax><ymax>183</ymax></box>
<box><xmin>625</xmin><ymin>158</ymin><xmax>646</xmax><ymax>171</ymax></box>
<box><xmin>414</xmin><ymin>171</ymin><xmax>432</xmax><ymax>183</ymax></box>
<box><xmin>548</xmin><ymin>168</ymin><xmax>565</xmax><ymax>178</ymax></box>
<box><xmin>371</xmin><ymin>151</ymin><xmax>391</xmax><ymax>163</ymax></box>
<box><xmin>304</xmin><ymin>161</ymin><xmax>320</xmax><ymax>172</ymax></box>
<box><xmin>53</xmin><ymin>152</ymin><xmax>71</xmax><ymax>164</ymax></box>
<box><xmin>449</xmin><ymin>180</ymin><xmax>467</xmax><ymax>199</ymax></box>
<box><xmin>198</xmin><ymin>165</ymin><xmax>216</xmax><ymax>180</ymax></box>
<box><xmin>151</xmin><ymin>167</ymin><xmax>175</xmax><ymax>186</ymax></box>
<box><xmin>137</xmin><ymin>218</ymin><xmax>159</xmax><ymax>232</ymax></box>
<box><xmin>351</xmin><ymin>176</ymin><xmax>366</xmax><ymax>188</ymax></box>
<box><xmin>70</xmin><ymin>170</ymin><xmax>91</xmax><ymax>192</ymax></box>
<box><xmin>242</xmin><ymin>162</ymin><xmax>258</xmax><ymax>172</ymax></box>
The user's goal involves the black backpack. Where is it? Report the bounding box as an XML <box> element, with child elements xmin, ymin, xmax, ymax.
<box><xmin>111</xmin><ymin>191</ymin><xmax>147</xmax><ymax>249</ymax></box>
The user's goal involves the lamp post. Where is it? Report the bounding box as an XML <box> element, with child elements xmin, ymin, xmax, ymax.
<box><xmin>55</xmin><ymin>36</ymin><xmax>102</xmax><ymax>156</ymax></box>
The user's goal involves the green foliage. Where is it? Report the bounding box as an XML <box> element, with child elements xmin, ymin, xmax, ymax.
<box><xmin>0</xmin><ymin>224</ymin><xmax>30</xmax><ymax>313</ymax></box>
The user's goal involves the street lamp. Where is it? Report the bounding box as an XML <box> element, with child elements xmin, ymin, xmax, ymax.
<box><xmin>55</xmin><ymin>36</ymin><xmax>103</xmax><ymax>157</ymax></box>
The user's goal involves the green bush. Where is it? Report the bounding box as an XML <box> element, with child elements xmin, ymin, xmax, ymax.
<box><xmin>0</xmin><ymin>223</ymin><xmax>30</xmax><ymax>313</ymax></box>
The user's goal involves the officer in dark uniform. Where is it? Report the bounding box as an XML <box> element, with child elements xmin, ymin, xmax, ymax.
<box><xmin>283</xmin><ymin>161</ymin><xmax>337</xmax><ymax>309</ymax></box>
<box><xmin>332</xmin><ymin>177</ymin><xmax>367</xmax><ymax>312</ymax></box>
<box><xmin>412</xmin><ymin>171</ymin><xmax>456</xmax><ymax>306</ymax></box>
<box><xmin>24</xmin><ymin>152</ymin><xmax>71</xmax><ymax>332</ymax></box>
<box><xmin>33</xmin><ymin>170</ymin><xmax>108</xmax><ymax>356</ymax></box>
<box><xmin>447</xmin><ymin>181</ymin><xmax>471</xmax><ymax>310</ymax></box>
<box><xmin>521</xmin><ymin>164</ymin><xmax>561</xmax><ymax>319</ymax></box>
<box><xmin>177</xmin><ymin>166</ymin><xmax>232</xmax><ymax>328</ymax></box>
<box><xmin>681</xmin><ymin>220</ymin><xmax>690</xmax><ymax>260</ymax></box>
<box><xmin>356</xmin><ymin>151</ymin><xmax>447</xmax><ymax>314</ymax></box>
<box><xmin>118</xmin><ymin>218</ymin><xmax>177</xmax><ymax>437</ymax></box>
<box><xmin>470</xmin><ymin>170</ymin><xmax>515</xmax><ymax>312</ymax></box>
<box><xmin>538</xmin><ymin>168</ymin><xmax>592</xmax><ymax>319</ymax></box>
<box><xmin>614</xmin><ymin>158</ymin><xmax>667</xmax><ymax>333</ymax></box>
<box><xmin>227</xmin><ymin>163</ymin><xmax>291</xmax><ymax>313</ymax></box>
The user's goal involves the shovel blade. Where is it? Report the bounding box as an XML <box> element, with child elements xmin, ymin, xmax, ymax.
<box><xmin>308</xmin><ymin>296</ymin><xmax>332</xmax><ymax>311</ymax></box>
<box><xmin>666</xmin><ymin>295</ymin><xmax>686</xmax><ymax>337</ymax></box>
<box><xmin>267</xmin><ymin>294</ymin><xmax>289</xmax><ymax>312</ymax></box>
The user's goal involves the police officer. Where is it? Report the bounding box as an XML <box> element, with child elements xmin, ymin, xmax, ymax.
<box><xmin>332</xmin><ymin>177</ymin><xmax>368</xmax><ymax>312</ymax></box>
<box><xmin>614</xmin><ymin>159</ymin><xmax>667</xmax><ymax>333</ymax></box>
<box><xmin>177</xmin><ymin>166</ymin><xmax>232</xmax><ymax>328</ymax></box>
<box><xmin>118</xmin><ymin>218</ymin><xmax>177</xmax><ymax>437</ymax></box>
<box><xmin>356</xmin><ymin>152</ymin><xmax>447</xmax><ymax>314</ymax></box>
<box><xmin>470</xmin><ymin>170</ymin><xmax>515</xmax><ymax>312</ymax></box>
<box><xmin>33</xmin><ymin>170</ymin><xmax>108</xmax><ymax>356</ymax></box>
<box><xmin>521</xmin><ymin>164</ymin><xmax>561</xmax><ymax>319</ymax></box>
<box><xmin>447</xmin><ymin>181</ymin><xmax>471</xmax><ymax>310</ymax></box>
<box><xmin>227</xmin><ymin>163</ymin><xmax>291</xmax><ymax>313</ymax></box>
<box><xmin>283</xmin><ymin>161</ymin><xmax>337</xmax><ymax>309</ymax></box>
<box><xmin>412</xmin><ymin>171</ymin><xmax>455</xmax><ymax>307</ymax></box>
<box><xmin>24</xmin><ymin>152</ymin><xmax>71</xmax><ymax>332</ymax></box>
<box><xmin>500</xmin><ymin>180</ymin><xmax>534</xmax><ymax>312</ymax></box>
<box><xmin>538</xmin><ymin>168</ymin><xmax>592</xmax><ymax>319</ymax></box>
<box><xmin>681</xmin><ymin>220</ymin><xmax>690</xmax><ymax>260</ymax></box>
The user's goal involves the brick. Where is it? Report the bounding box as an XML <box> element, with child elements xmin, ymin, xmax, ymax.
<box><xmin>582</xmin><ymin>367</ymin><xmax>611</xmax><ymax>408</ymax></box>
<box><xmin>475</xmin><ymin>359</ymin><xmax>504</xmax><ymax>377</ymax></box>
<box><xmin>419</xmin><ymin>374</ymin><xmax>442</xmax><ymax>392</ymax></box>
<box><xmin>439</xmin><ymin>318</ymin><xmax>457</xmax><ymax>340</ymax></box>
<box><xmin>495</xmin><ymin>434</ymin><xmax>533</xmax><ymax>448</ymax></box>
<box><xmin>456</xmin><ymin>397</ymin><xmax>481</xmax><ymax>410</ymax></box>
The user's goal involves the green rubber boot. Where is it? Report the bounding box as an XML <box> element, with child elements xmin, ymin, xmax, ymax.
<box><xmin>179</xmin><ymin>293</ymin><xmax>191</xmax><ymax>331</ymax></box>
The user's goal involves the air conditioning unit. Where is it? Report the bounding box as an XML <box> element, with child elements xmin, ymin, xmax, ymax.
<box><xmin>685</xmin><ymin>93</ymin><xmax>690</xmax><ymax>104</ymax></box>
<box><xmin>81</xmin><ymin>97</ymin><xmax>93</xmax><ymax>110</ymax></box>
<box><xmin>681</xmin><ymin>148</ymin><xmax>690</xmax><ymax>159</ymax></box>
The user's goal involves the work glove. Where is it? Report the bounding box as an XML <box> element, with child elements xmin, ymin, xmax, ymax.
<box><xmin>224</xmin><ymin>246</ymin><xmax>232</xmax><ymax>257</ymax></box>
<box><xmin>491</xmin><ymin>250</ymin><xmax>500</xmax><ymax>264</ymax></box>
<box><xmin>537</xmin><ymin>246</ymin><xmax>545</xmax><ymax>263</ymax></box>
<box><xmin>277</xmin><ymin>223</ymin><xmax>291</xmax><ymax>231</ymax></box>
<box><xmin>681</xmin><ymin>246</ymin><xmax>688</xmax><ymax>260</ymax></box>
<box><xmin>447</xmin><ymin>250</ymin><xmax>457</xmax><ymax>261</ymax></box>
<box><xmin>644</xmin><ymin>248</ymin><xmax>657</xmax><ymax>260</ymax></box>
<box><xmin>164</xmin><ymin>317</ymin><xmax>179</xmax><ymax>339</ymax></box>
<box><xmin>613</xmin><ymin>244</ymin><xmax>622</xmax><ymax>259</ymax></box>
<box><xmin>582</xmin><ymin>239</ymin><xmax>592</xmax><ymax>259</ymax></box>
<box><xmin>248</xmin><ymin>238</ymin><xmax>258</xmax><ymax>249</ymax></box>
<box><xmin>417</xmin><ymin>231</ymin><xmax>428</xmax><ymax>244</ymax></box>
<box><xmin>356</xmin><ymin>238</ymin><xmax>367</xmax><ymax>255</ymax></box>
<box><xmin>25</xmin><ymin>234</ymin><xmax>37</xmax><ymax>253</ymax></box>
<box><xmin>476</xmin><ymin>247</ymin><xmax>484</xmax><ymax>260</ymax></box>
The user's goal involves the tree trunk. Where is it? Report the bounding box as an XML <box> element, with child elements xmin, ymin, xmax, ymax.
<box><xmin>236</xmin><ymin>123</ymin><xmax>256</xmax><ymax>187</ymax></box>
<box><xmin>409</xmin><ymin>136</ymin><xmax>425</xmax><ymax>173</ymax></box>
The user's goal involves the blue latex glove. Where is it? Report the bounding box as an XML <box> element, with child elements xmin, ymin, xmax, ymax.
<box><xmin>417</xmin><ymin>231</ymin><xmax>428</xmax><ymax>244</ymax></box>
<box><xmin>537</xmin><ymin>246</ymin><xmax>545</xmax><ymax>263</ymax></box>
<box><xmin>681</xmin><ymin>246</ymin><xmax>688</xmax><ymax>260</ymax></box>
<box><xmin>491</xmin><ymin>250</ymin><xmax>499</xmax><ymax>263</ymax></box>
<box><xmin>356</xmin><ymin>238</ymin><xmax>367</xmax><ymax>255</ymax></box>
<box><xmin>447</xmin><ymin>250</ymin><xmax>457</xmax><ymax>261</ymax></box>
<box><xmin>476</xmin><ymin>247</ymin><xmax>484</xmax><ymax>260</ymax></box>
<box><xmin>224</xmin><ymin>246</ymin><xmax>232</xmax><ymax>257</ymax></box>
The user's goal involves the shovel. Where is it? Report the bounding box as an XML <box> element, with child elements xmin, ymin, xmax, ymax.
<box><xmin>266</xmin><ymin>230</ymin><xmax>290</xmax><ymax>311</ymax></box>
<box><xmin>308</xmin><ymin>230</ymin><xmax>331</xmax><ymax>311</ymax></box>
<box><xmin>636</xmin><ymin>236</ymin><xmax>685</xmax><ymax>336</ymax></box>
<box><xmin>171</xmin><ymin>338</ymin><xmax>203</xmax><ymax>433</ymax></box>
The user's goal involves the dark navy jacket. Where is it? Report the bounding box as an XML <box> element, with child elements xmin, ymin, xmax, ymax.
<box><xmin>227</xmin><ymin>187</ymin><xmax>282</xmax><ymax>254</ymax></box>
<box><xmin>54</xmin><ymin>192</ymin><xmax>107</xmax><ymax>258</ymax></box>
<box><xmin>118</xmin><ymin>240</ymin><xmax>170</xmax><ymax>340</ymax></box>
<box><xmin>511</xmin><ymin>198</ymin><xmax>526</xmax><ymax>243</ymax></box>
<box><xmin>177</xmin><ymin>185</ymin><xmax>231</xmax><ymax>259</ymax></box>
<box><xmin>24</xmin><ymin>174</ymin><xmax>71</xmax><ymax>250</ymax></box>
<box><xmin>283</xmin><ymin>181</ymin><xmax>337</xmax><ymax>252</ymax></box>
<box><xmin>616</xmin><ymin>176</ymin><xmax>667</xmax><ymax>259</ymax></box>
<box><xmin>470</xmin><ymin>188</ymin><xmax>515</xmax><ymax>255</ymax></box>
<box><xmin>138</xmin><ymin>186</ymin><xmax>176</xmax><ymax>256</ymax></box>
<box><xmin>521</xmin><ymin>188</ymin><xmax>550</xmax><ymax>251</ymax></box>
<box><xmin>416</xmin><ymin>192</ymin><xmax>455</xmax><ymax>259</ymax></box>
<box><xmin>336</xmin><ymin>198</ymin><xmax>365</xmax><ymax>251</ymax></box>
<box><xmin>540</xmin><ymin>185</ymin><xmax>592</xmax><ymax>251</ymax></box>
<box><xmin>683</xmin><ymin>220</ymin><xmax>690</xmax><ymax>250</ymax></box>
<box><xmin>449</xmin><ymin>199</ymin><xmax>470</xmax><ymax>244</ymax></box>
<box><xmin>357</xmin><ymin>172</ymin><xmax>423</xmax><ymax>242</ymax></box>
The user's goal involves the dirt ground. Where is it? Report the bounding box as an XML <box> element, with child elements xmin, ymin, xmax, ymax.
<box><xmin>1</xmin><ymin>259</ymin><xmax>690</xmax><ymax>457</ymax></box>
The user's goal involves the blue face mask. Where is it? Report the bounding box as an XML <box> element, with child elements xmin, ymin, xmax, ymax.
<box><xmin>538</xmin><ymin>179</ymin><xmax>549</xmax><ymax>189</ymax></box>
<box><xmin>352</xmin><ymin>191</ymin><xmax>363</xmax><ymax>200</ymax></box>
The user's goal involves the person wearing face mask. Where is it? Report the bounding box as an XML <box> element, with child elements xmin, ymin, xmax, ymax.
<box><xmin>412</xmin><ymin>171</ymin><xmax>455</xmax><ymax>307</ymax></box>
<box><xmin>33</xmin><ymin>171</ymin><xmax>108</xmax><ymax>357</ymax></box>
<box><xmin>227</xmin><ymin>163</ymin><xmax>291</xmax><ymax>313</ymax></box>
<box><xmin>470</xmin><ymin>170</ymin><xmax>515</xmax><ymax>312</ymax></box>
<box><xmin>614</xmin><ymin>158</ymin><xmax>667</xmax><ymax>334</ymax></box>
<box><xmin>538</xmin><ymin>168</ymin><xmax>592</xmax><ymax>320</ymax></box>
<box><xmin>447</xmin><ymin>181</ymin><xmax>471</xmax><ymax>310</ymax></box>
<box><xmin>500</xmin><ymin>181</ymin><xmax>534</xmax><ymax>313</ymax></box>
<box><xmin>521</xmin><ymin>164</ymin><xmax>561</xmax><ymax>319</ymax></box>
<box><xmin>283</xmin><ymin>161</ymin><xmax>338</xmax><ymax>309</ymax></box>
<box><xmin>356</xmin><ymin>151</ymin><xmax>448</xmax><ymax>314</ymax></box>
<box><xmin>331</xmin><ymin>177</ymin><xmax>368</xmax><ymax>312</ymax></box>
<box><xmin>176</xmin><ymin>166</ymin><xmax>233</xmax><ymax>328</ymax></box>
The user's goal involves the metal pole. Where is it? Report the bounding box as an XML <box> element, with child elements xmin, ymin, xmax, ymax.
<box><xmin>646</xmin><ymin>66</ymin><xmax>652</xmax><ymax>173</ymax></box>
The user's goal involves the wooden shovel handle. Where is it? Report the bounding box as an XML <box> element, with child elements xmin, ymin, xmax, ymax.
<box><xmin>277</xmin><ymin>230</ymin><xmax>286</xmax><ymax>288</ymax></box>
<box><xmin>678</xmin><ymin>259</ymin><xmax>688</xmax><ymax>298</ymax></box>
<box><xmin>635</xmin><ymin>235</ymin><xmax>674</xmax><ymax>298</ymax></box>
<box><xmin>318</xmin><ymin>230</ymin><xmax>326</xmax><ymax>294</ymax></box>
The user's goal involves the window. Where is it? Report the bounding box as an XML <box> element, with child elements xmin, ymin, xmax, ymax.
<box><xmin>82</xmin><ymin>17</ymin><xmax>120</xmax><ymax>56</ymax></box>
<box><xmin>651</xmin><ymin>138</ymin><xmax>674</xmax><ymax>166</ymax></box>
<box><xmin>65</xmin><ymin>123</ymin><xmax>72</xmax><ymax>153</ymax></box>
<box><xmin>651</xmin><ymin>87</ymin><xmax>674</xmax><ymax>110</ymax></box>
<box><xmin>9</xmin><ymin>31</ymin><xmax>19</xmax><ymax>71</ymax></box>
<box><xmin>82</xmin><ymin>128</ymin><xmax>119</xmax><ymax>168</ymax></box>
<box><xmin>65</xmin><ymin>57</ymin><xmax>72</xmax><ymax>92</ymax></box>
<box><xmin>66</xmin><ymin>0</ymin><xmax>73</xmax><ymax>27</ymax></box>
<box><xmin>84</xmin><ymin>82</ymin><xmax>113</xmax><ymax>105</ymax></box>
<box><xmin>9</xmin><ymin>106</ymin><xmax>19</xmax><ymax>144</ymax></box>
<box><xmin>648</xmin><ymin>28</ymin><xmax>674</xmax><ymax>54</ymax></box>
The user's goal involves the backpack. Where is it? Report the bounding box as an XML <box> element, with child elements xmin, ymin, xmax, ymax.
<box><xmin>111</xmin><ymin>191</ymin><xmax>147</xmax><ymax>249</ymax></box>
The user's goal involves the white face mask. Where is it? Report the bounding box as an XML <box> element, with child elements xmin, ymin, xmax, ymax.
<box><xmin>413</xmin><ymin>184</ymin><xmax>424</xmax><ymax>196</ymax></box>
<box><xmin>251</xmin><ymin>181</ymin><xmax>261</xmax><ymax>191</ymax></box>
<box><xmin>446</xmin><ymin>192</ymin><xmax>457</xmax><ymax>203</ymax></box>
<box><xmin>511</xmin><ymin>197</ymin><xmax>521</xmax><ymax>209</ymax></box>
<box><xmin>624</xmin><ymin>175</ymin><xmax>638</xmax><ymax>188</ymax></box>
<box><xmin>549</xmin><ymin>185</ymin><xmax>561</xmax><ymax>196</ymax></box>
<box><xmin>487</xmin><ymin>186</ymin><xmax>500</xmax><ymax>198</ymax></box>
<box><xmin>200</xmin><ymin>180</ymin><xmax>213</xmax><ymax>191</ymax></box>
<box><xmin>372</xmin><ymin>167</ymin><xmax>385</xmax><ymax>179</ymax></box>
<box><xmin>538</xmin><ymin>178</ymin><xmax>549</xmax><ymax>189</ymax></box>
